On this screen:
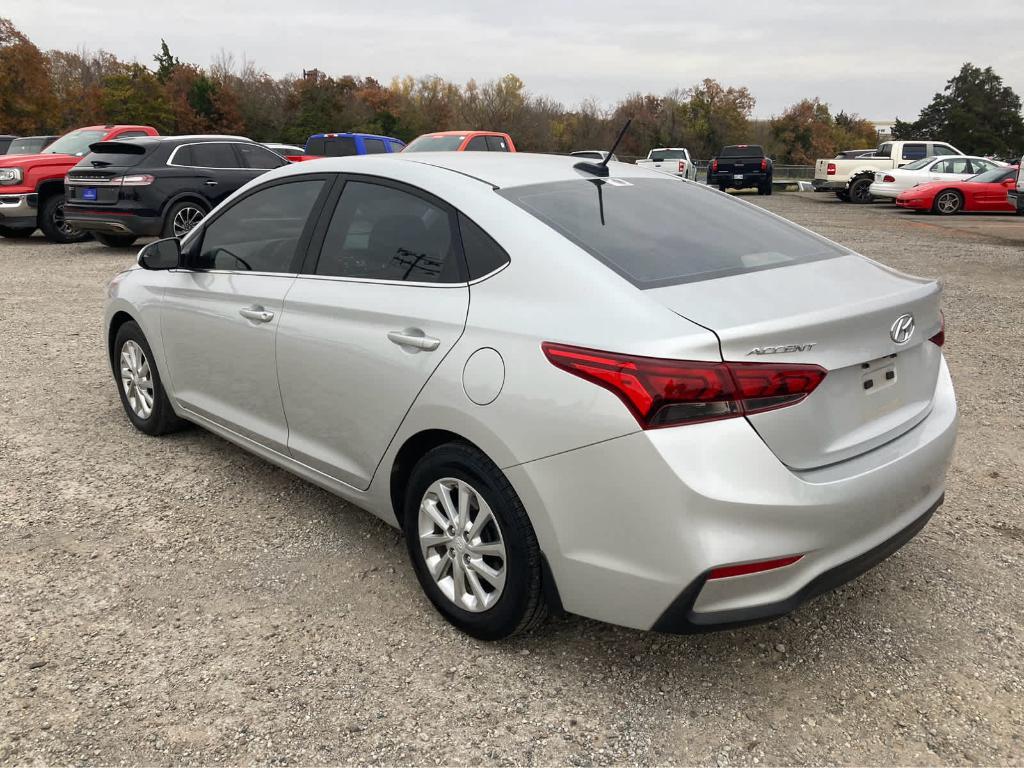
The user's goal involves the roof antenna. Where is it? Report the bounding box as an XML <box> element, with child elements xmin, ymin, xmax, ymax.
<box><xmin>574</xmin><ymin>118</ymin><xmax>632</xmax><ymax>177</ymax></box>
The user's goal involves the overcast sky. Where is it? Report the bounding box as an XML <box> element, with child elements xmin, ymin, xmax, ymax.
<box><xmin>9</xmin><ymin>0</ymin><xmax>1024</xmax><ymax>120</ymax></box>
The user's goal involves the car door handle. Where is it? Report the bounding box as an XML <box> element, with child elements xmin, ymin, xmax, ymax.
<box><xmin>239</xmin><ymin>306</ymin><xmax>275</xmax><ymax>323</ymax></box>
<box><xmin>204</xmin><ymin>180</ymin><xmax>218</xmax><ymax>187</ymax></box>
<box><xmin>387</xmin><ymin>329</ymin><xmax>440</xmax><ymax>351</ymax></box>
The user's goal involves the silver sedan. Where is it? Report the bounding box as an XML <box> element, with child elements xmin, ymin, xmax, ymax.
<box><xmin>104</xmin><ymin>152</ymin><xmax>957</xmax><ymax>639</ymax></box>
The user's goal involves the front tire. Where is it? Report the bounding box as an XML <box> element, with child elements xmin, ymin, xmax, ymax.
<box><xmin>112</xmin><ymin>321</ymin><xmax>186</xmax><ymax>436</ymax></box>
<box><xmin>403</xmin><ymin>442</ymin><xmax>547</xmax><ymax>640</ymax></box>
<box><xmin>95</xmin><ymin>233</ymin><xmax>138</xmax><ymax>248</ymax></box>
<box><xmin>39</xmin><ymin>195</ymin><xmax>89</xmax><ymax>243</ymax></box>
<box><xmin>0</xmin><ymin>225</ymin><xmax>34</xmax><ymax>238</ymax></box>
<box><xmin>932</xmin><ymin>190</ymin><xmax>963</xmax><ymax>215</ymax></box>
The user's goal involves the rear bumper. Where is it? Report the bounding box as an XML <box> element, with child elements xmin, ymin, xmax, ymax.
<box><xmin>709</xmin><ymin>172</ymin><xmax>769</xmax><ymax>188</ymax></box>
<box><xmin>506</xmin><ymin>357</ymin><xmax>957</xmax><ymax>632</ymax></box>
<box><xmin>64</xmin><ymin>207</ymin><xmax>162</xmax><ymax>237</ymax></box>
<box><xmin>0</xmin><ymin>193</ymin><xmax>38</xmax><ymax>228</ymax></box>
<box><xmin>812</xmin><ymin>179</ymin><xmax>845</xmax><ymax>192</ymax></box>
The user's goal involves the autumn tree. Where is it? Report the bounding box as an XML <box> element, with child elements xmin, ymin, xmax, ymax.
<box><xmin>45</xmin><ymin>49</ymin><xmax>121</xmax><ymax>129</ymax></box>
<box><xmin>0</xmin><ymin>18</ymin><xmax>57</xmax><ymax>133</ymax></box>
<box><xmin>100</xmin><ymin>62</ymin><xmax>173</xmax><ymax>130</ymax></box>
<box><xmin>770</xmin><ymin>99</ymin><xmax>877</xmax><ymax>164</ymax></box>
<box><xmin>678</xmin><ymin>79</ymin><xmax>755</xmax><ymax>159</ymax></box>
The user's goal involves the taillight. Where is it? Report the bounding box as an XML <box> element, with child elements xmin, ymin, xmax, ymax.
<box><xmin>929</xmin><ymin>311</ymin><xmax>945</xmax><ymax>347</ymax></box>
<box><xmin>826</xmin><ymin>163</ymin><xmax>837</xmax><ymax>175</ymax></box>
<box><xmin>760</xmin><ymin>157</ymin><xmax>768</xmax><ymax>172</ymax></box>
<box><xmin>112</xmin><ymin>174</ymin><xmax>155</xmax><ymax>186</ymax></box>
<box><xmin>541</xmin><ymin>343</ymin><xmax>826</xmax><ymax>429</ymax></box>
<box><xmin>883</xmin><ymin>174</ymin><xmax>896</xmax><ymax>183</ymax></box>
<box><xmin>708</xmin><ymin>555</ymin><xmax>803</xmax><ymax>580</ymax></box>
<box><xmin>711</xmin><ymin>159</ymin><xmax>718</xmax><ymax>172</ymax></box>
<box><xmin>678</xmin><ymin>160</ymin><xmax>686</xmax><ymax>173</ymax></box>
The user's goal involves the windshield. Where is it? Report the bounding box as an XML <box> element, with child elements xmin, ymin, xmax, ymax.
<box><xmin>404</xmin><ymin>135</ymin><xmax>465</xmax><ymax>152</ymax></box>
<box><xmin>900</xmin><ymin>158</ymin><xmax>935</xmax><ymax>171</ymax></box>
<box><xmin>969</xmin><ymin>167</ymin><xmax>1016</xmax><ymax>183</ymax></box>
<box><xmin>650</xmin><ymin>149</ymin><xmax>686</xmax><ymax>160</ymax></box>
<box><xmin>499</xmin><ymin>177</ymin><xmax>844</xmax><ymax>288</ymax></box>
<box><xmin>44</xmin><ymin>130</ymin><xmax>107</xmax><ymax>157</ymax></box>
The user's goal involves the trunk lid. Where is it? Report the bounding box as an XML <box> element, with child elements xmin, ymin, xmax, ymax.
<box><xmin>647</xmin><ymin>254</ymin><xmax>944</xmax><ymax>469</ymax></box>
<box><xmin>66</xmin><ymin>141</ymin><xmax>151</xmax><ymax>207</ymax></box>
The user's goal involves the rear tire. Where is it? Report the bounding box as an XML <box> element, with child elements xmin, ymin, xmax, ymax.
<box><xmin>162</xmin><ymin>201</ymin><xmax>207</xmax><ymax>239</ymax></box>
<box><xmin>932</xmin><ymin>189</ymin><xmax>963</xmax><ymax>215</ymax></box>
<box><xmin>112</xmin><ymin>320</ymin><xmax>186</xmax><ymax>437</ymax></box>
<box><xmin>95</xmin><ymin>233</ymin><xmax>138</xmax><ymax>248</ymax></box>
<box><xmin>848</xmin><ymin>176</ymin><xmax>875</xmax><ymax>204</ymax></box>
<box><xmin>39</xmin><ymin>195</ymin><xmax>89</xmax><ymax>243</ymax></box>
<box><xmin>0</xmin><ymin>225</ymin><xmax>34</xmax><ymax>238</ymax></box>
<box><xmin>403</xmin><ymin>442</ymin><xmax>547</xmax><ymax>640</ymax></box>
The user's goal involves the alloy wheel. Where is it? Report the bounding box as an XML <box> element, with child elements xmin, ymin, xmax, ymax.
<box><xmin>53</xmin><ymin>200</ymin><xmax>82</xmax><ymax>239</ymax></box>
<box><xmin>418</xmin><ymin>478</ymin><xmax>507</xmax><ymax>613</ymax></box>
<box><xmin>935</xmin><ymin>191</ymin><xmax>961</xmax><ymax>214</ymax></box>
<box><xmin>172</xmin><ymin>206</ymin><xmax>204</xmax><ymax>237</ymax></box>
<box><xmin>120</xmin><ymin>340</ymin><xmax>155</xmax><ymax>419</ymax></box>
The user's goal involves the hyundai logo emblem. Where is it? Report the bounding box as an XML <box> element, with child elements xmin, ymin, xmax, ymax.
<box><xmin>890</xmin><ymin>313</ymin><xmax>915</xmax><ymax>344</ymax></box>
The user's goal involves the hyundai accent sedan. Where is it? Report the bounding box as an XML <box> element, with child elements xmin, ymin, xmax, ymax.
<box><xmin>104</xmin><ymin>153</ymin><xmax>957</xmax><ymax>639</ymax></box>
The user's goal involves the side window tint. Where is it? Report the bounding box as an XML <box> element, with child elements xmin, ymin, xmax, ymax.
<box><xmin>195</xmin><ymin>180</ymin><xmax>324</xmax><ymax>273</ymax></box>
<box><xmin>932</xmin><ymin>144</ymin><xmax>956</xmax><ymax>156</ymax></box>
<box><xmin>116</xmin><ymin>131</ymin><xmax>148</xmax><ymax>138</ymax></box>
<box><xmin>948</xmin><ymin>158</ymin><xmax>970</xmax><ymax>174</ymax></box>
<box><xmin>315</xmin><ymin>181</ymin><xmax>460</xmax><ymax>283</ymax></box>
<box><xmin>191</xmin><ymin>143</ymin><xmax>239</xmax><ymax>168</ymax></box>
<box><xmin>363</xmin><ymin>138</ymin><xmax>388</xmax><ymax>154</ymax></box>
<box><xmin>172</xmin><ymin>145</ymin><xmax>193</xmax><ymax>166</ymax></box>
<box><xmin>389</xmin><ymin>141</ymin><xmax>405</xmax><ymax>153</ymax></box>
<box><xmin>902</xmin><ymin>143</ymin><xmax>928</xmax><ymax>161</ymax></box>
<box><xmin>875</xmin><ymin>143</ymin><xmax>892</xmax><ymax>159</ymax></box>
<box><xmin>931</xmin><ymin>159</ymin><xmax>950</xmax><ymax>174</ymax></box>
<box><xmin>485</xmin><ymin>135</ymin><xmax>509</xmax><ymax>152</ymax></box>
<box><xmin>464</xmin><ymin>136</ymin><xmax>489</xmax><ymax>151</ymax></box>
<box><xmin>236</xmin><ymin>143</ymin><xmax>286</xmax><ymax>169</ymax></box>
<box><xmin>459</xmin><ymin>213</ymin><xmax>510</xmax><ymax>279</ymax></box>
<box><xmin>323</xmin><ymin>137</ymin><xmax>358</xmax><ymax>157</ymax></box>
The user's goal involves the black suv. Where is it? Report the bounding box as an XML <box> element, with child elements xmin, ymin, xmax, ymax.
<box><xmin>64</xmin><ymin>136</ymin><xmax>288</xmax><ymax>247</ymax></box>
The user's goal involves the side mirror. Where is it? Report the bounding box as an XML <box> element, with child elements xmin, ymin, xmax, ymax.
<box><xmin>138</xmin><ymin>237</ymin><xmax>181</xmax><ymax>270</ymax></box>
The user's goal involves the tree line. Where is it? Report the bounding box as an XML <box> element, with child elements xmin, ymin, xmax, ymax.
<box><xmin>2</xmin><ymin>17</ymin><xmax>1021</xmax><ymax>162</ymax></box>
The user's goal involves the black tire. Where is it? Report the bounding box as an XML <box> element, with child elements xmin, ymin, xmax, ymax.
<box><xmin>763</xmin><ymin>180</ymin><xmax>773</xmax><ymax>196</ymax></box>
<box><xmin>95</xmin><ymin>233</ymin><xmax>138</xmax><ymax>248</ymax></box>
<box><xmin>0</xmin><ymin>225</ymin><xmax>34</xmax><ymax>238</ymax></box>
<box><xmin>718</xmin><ymin>185</ymin><xmax>728</xmax><ymax>193</ymax></box>
<box><xmin>111</xmin><ymin>320</ymin><xmax>186</xmax><ymax>437</ymax></box>
<box><xmin>848</xmin><ymin>176</ymin><xmax>875</xmax><ymax>204</ymax></box>
<box><xmin>162</xmin><ymin>200</ymin><xmax>207</xmax><ymax>239</ymax></box>
<box><xmin>835</xmin><ymin>190</ymin><xmax>850</xmax><ymax>202</ymax></box>
<box><xmin>39</xmin><ymin>194</ymin><xmax>89</xmax><ymax>243</ymax></box>
<box><xmin>403</xmin><ymin>442</ymin><xmax>547</xmax><ymax>640</ymax></box>
<box><xmin>931</xmin><ymin>189</ymin><xmax>963</xmax><ymax>215</ymax></box>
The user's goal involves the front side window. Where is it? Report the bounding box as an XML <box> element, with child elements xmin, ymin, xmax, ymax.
<box><xmin>194</xmin><ymin>179</ymin><xmax>325</xmax><ymax>272</ymax></box>
<box><xmin>932</xmin><ymin>144</ymin><xmax>958</xmax><ymax>156</ymax></box>
<box><xmin>322</xmin><ymin>137</ymin><xmax>359</xmax><ymax>157</ymax></box>
<box><xmin>363</xmin><ymin>138</ymin><xmax>388</xmax><ymax>154</ymax></box>
<box><xmin>314</xmin><ymin>181</ymin><xmax>460</xmax><ymax>283</ymax></box>
<box><xmin>875</xmin><ymin>143</ymin><xmax>893</xmax><ymax>158</ymax></box>
<box><xmin>499</xmin><ymin>177</ymin><xmax>844</xmax><ymax>288</ymax></box>
<box><xmin>465</xmin><ymin>136</ymin><xmax>489</xmax><ymax>151</ymax></box>
<box><xmin>188</xmin><ymin>143</ymin><xmax>239</xmax><ymax>168</ymax></box>
<box><xmin>485</xmin><ymin>135</ymin><xmax>509</xmax><ymax>152</ymax></box>
<box><xmin>970</xmin><ymin>167</ymin><xmax>1015</xmax><ymax>183</ymax></box>
<box><xmin>902</xmin><ymin>143</ymin><xmax>928</xmax><ymax>160</ymax></box>
<box><xmin>388</xmin><ymin>141</ymin><xmax>405</xmax><ymax>153</ymax></box>
<box><xmin>236</xmin><ymin>142</ymin><xmax>287</xmax><ymax>169</ymax></box>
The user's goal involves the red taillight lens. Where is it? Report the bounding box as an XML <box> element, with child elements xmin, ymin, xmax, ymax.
<box><xmin>113</xmin><ymin>174</ymin><xmax>155</xmax><ymax>186</ymax></box>
<box><xmin>707</xmin><ymin>555</ymin><xmax>803</xmax><ymax>580</ymax></box>
<box><xmin>711</xmin><ymin>159</ymin><xmax>718</xmax><ymax>172</ymax></box>
<box><xmin>678</xmin><ymin>160</ymin><xmax>686</xmax><ymax>173</ymax></box>
<box><xmin>826</xmin><ymin>162</ymin><xmax>837</xmax><ymax>175</ymax></box>
<box><xmin>541</xmin><ymin>343</ymin><xmax>826</xmax><ymax>429</ymax></box>
<box><xmin>929</xmin><ymin>311</ymin><xmax>945</xmax><ymax>347</ymax></box>
<box><xmin>760</xmin><ymin>157</ymin><xmax>768</xmax><ymax>172</ymax></box>
<box><xmin>883</xmin><ymin>174</ymin><xmax>896</xmax><ymax>183</ymax></box>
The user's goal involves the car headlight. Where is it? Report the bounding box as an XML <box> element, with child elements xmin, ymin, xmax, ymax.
<box><xmin>0</xmin><ymin>167</ymin><xmax>23</xmax><ymax>185</ymax></box>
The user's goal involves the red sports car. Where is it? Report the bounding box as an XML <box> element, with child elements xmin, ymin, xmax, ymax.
<box><xmin>896</xmin><ymin>165</ymin><xmax>1019</xmax><ymax>214</ymax></box>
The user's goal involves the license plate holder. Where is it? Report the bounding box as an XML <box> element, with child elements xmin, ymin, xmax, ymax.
<box><xmin>733</xmin><ymin>174</ymin><xmax>744</xmax><ymax>181</ymax></box>
<box><xmin>82</xmin><ymin>187</ymin><xmax>98</xmax><ymax>201</ymax></box>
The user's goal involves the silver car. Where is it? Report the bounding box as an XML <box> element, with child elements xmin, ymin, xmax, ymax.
<box><xmin>105</xmin><ymin>153</ymin><xmax>958</xmax><ymax>639</ymax></box>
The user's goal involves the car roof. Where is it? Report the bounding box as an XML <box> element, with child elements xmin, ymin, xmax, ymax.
<box><xmin>420</xmin><ymin>130</ymin><xmax>506</xmax><ymax>137</ymax></box>
<box><xmin>272</xmin><ymin>151</ymin><xmax>668</xmax><ymax>189</ymax></box>
<box><xmin>308</xmin><ymin>132</ymin><xmax>402</xmax><ymax>140</ymax></box>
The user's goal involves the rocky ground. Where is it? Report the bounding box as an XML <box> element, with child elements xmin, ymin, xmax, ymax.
<box><xmin>0</xmin><ymin>193</ymin><xmax>1021</xmax><ymax>765</ymax></box>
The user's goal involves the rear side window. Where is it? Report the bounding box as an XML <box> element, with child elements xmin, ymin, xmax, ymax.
<box><xmin>322</xmin><ymin>137</ymin><xmax>358</xmax><ymax>157</ymax></box>
<box><xmin>901</xmin><ymin>143</ymin><xmax>928</xmax><ymax>160</ymax></box>
<box><xmin>485</xmin><ymin>135</ymin><xmax>509</xmax><ymax>152</ymax></box>
<box><xmin>363</xmin><ymin>138</ymin><xmax>388</xmax><ymax>154</ymax></box>
<box><xmin>458</xmin><ymin>214</ymin><xmax>510</xmax><ymax>279</ymax></box>
<box><xmin>236</xmin><ymin>142</ymin><xmax>287</xmax><ymax>169</ymax></box>
<box><xmin>315</xmin><ymin>181</ymin><xmax>461</xmax><ymax>283</ymax></box>
<box><xmin>465</xmin><ymin>136</ymin><xmax>489</xmax><ymax>151</ymax></box>
<box><xmin>195</xmin><ymin>180</ymin><xmax>325</xmax><ymax>272</ymax></box>
<box><xmin>875</xmin><ymin>143</ymin><xmax>892</xmax><ymax>158</ymax></box>
<box><xmin>188</xmin><ymin>143</ymin><xmax>239</xmax><ymax>168</ymax></box>
<box><xmin>499</xmin><ymin>178</ymin><xmax>844</xmax><ymax>288</ymax></box>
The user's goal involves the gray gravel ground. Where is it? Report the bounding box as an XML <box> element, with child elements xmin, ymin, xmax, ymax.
<box><xmin>1</xmin><ymin>193</ymin><xmax>1022</xmax><ymax>766</ymax></box>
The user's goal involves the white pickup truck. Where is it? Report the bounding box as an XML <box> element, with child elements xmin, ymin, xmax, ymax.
<box><xmin>813</xmin><ymin>139</ymin><xmax>963</xmax><ymax>203</ymax></box>
<box><xmin>636</xmin><ymin>148</ymin><xmax>698</xmax><ymax>180</ymax></box>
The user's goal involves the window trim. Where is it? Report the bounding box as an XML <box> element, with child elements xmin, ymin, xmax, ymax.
<box><xmin>300</xmin><ymin>173</ymin><xmax>471</xmax><ymax>286</ymax></box>
<box><xmin>180</xmin><ymin>173</ymin><xmax>336</xmax><ymax>275</ymax></box>
<box><xmin>167</xmin><ymin>141</ymin><xmax>253</xmax><ymax>170</ymax></box>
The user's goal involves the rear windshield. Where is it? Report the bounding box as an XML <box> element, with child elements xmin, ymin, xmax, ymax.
<box><xmin>901</xmin><ymin>158</ymin><xmax>934</xmax><ymax>171</ymax></box>
<box><xmin>719</xmin><ymin>145</ymin><xmax>764</xmax><ymax>158</ymax></box>
<box><xmin>306</xmin><ymin>136</ymin><xmax>358</xmax><ymax>156</ymax></box>
<box><xmin>404</xmin><ymin>135</ymin><xmax>465</xmax><ymax>152</ymax></box>
<box><xmin>80</xmin><ymin>142</ymin><xmax>153</xmax><ymax>168</ymax></box>
<box><xmin>499</xmin><ymin>178</ymin><xmax>845</xmax><ymax>288</ymax></box>
<box><xmin>649</xmin><ymin>149</ymin><xmax>686</xmax><ymax>160</ymax></box>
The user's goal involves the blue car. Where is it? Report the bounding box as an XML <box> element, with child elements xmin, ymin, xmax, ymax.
<box><xmin>304</xmin><ymin>132</ymin><xmax>405</xmax><ymax>157</ymax></box>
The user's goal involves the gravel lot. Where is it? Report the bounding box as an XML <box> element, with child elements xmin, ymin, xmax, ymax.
<box><xmin>1</xmin><ymin>193</ymin><xmax>1022</xmax><ymax>766</ymax></box>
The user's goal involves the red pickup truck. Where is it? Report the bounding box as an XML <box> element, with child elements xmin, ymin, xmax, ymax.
<box><xmin>0</xmin><ymin>124</ymin><xmax>158</xmax><ymax>243</ymax></box>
